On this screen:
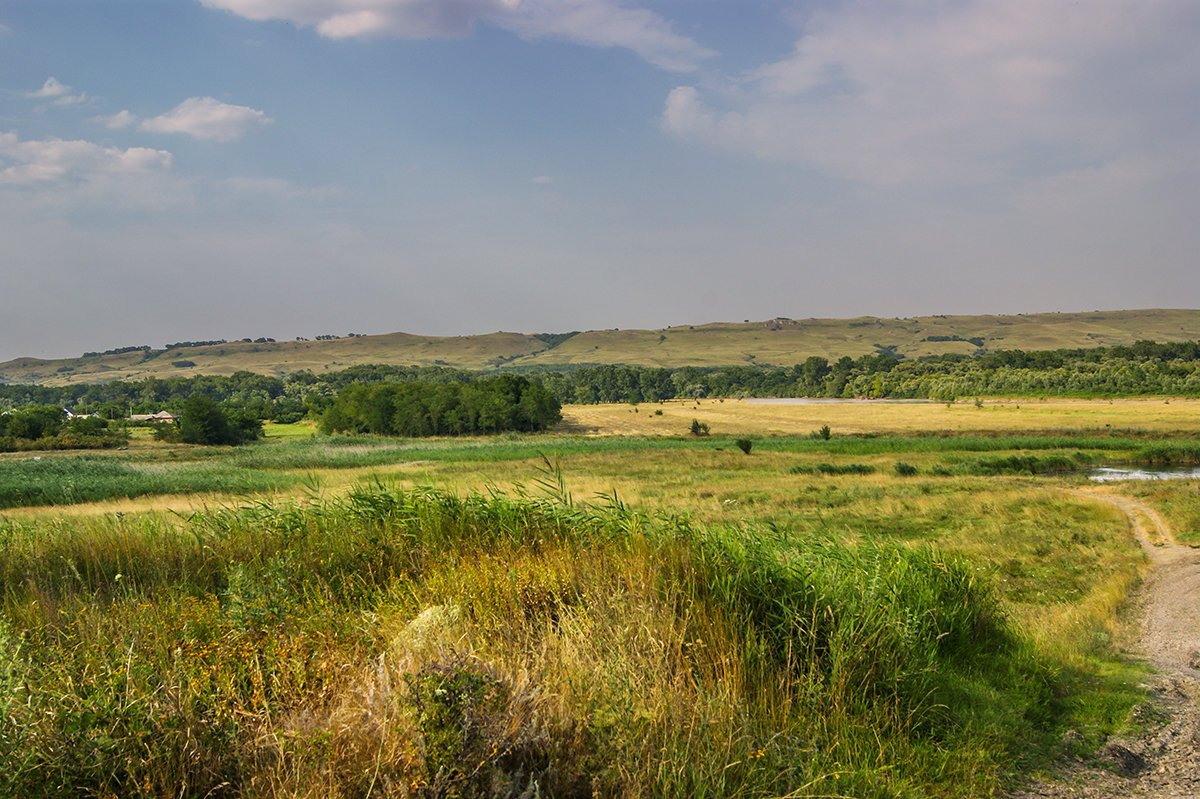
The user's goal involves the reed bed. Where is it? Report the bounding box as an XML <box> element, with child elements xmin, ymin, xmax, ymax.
<box><xmin>0</xmin><ymin>457</ymin><xmax>292</xmax><ymax>510</ymax></box>
<box><xmin>0</xmin><ymin>477</ymin><xmax>1135</xmax><ymax>798</ymax></box>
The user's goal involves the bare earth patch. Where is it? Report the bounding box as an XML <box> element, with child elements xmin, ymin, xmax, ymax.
<box><xmin>1012</xmin><ymin>491</ymin><xmax>1200</xmax><ymax>798</ymax></box>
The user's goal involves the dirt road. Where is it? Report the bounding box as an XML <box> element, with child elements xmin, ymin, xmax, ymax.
<box><xmin>1012</xmin><ymin>490</ymin><xmax>1200</xmax><ymax>798</ymax></box>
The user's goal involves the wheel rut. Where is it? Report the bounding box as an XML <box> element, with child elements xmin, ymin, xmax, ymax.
<box><xmin>1011</xmin><ymin>490</ymin><xmax>1200</xmax><ymax>798</ymax></box>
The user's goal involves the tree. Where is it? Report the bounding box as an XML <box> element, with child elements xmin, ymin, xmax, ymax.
<box><xmin>178</xmin><ymin>396</ymin><xmax>261</xmax><ymax>445</ymax></box>
<box><xmin>2</xmin><ymin>405</ymin><xmax>65</xmax><ymax>440</ymax></box>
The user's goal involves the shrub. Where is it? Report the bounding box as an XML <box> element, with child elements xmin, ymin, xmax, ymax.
<box><xmin>788</xmin><ymin>463</ymin><xmax>876</xmax><ymax>475</ymax></box>
<box><xmin>689</xmin><ymin>419</ymin><xmax>710</xmax><ymax>436</ymax></box>
<box><xmin>735</xmin><ymin>438</ymin><xmax>753</xmax><ymax>455</ymax></box>
<box><xmin>894</xmin><ymin>462</ymin><xmax>919</xmax><ymax>476</ymax></box>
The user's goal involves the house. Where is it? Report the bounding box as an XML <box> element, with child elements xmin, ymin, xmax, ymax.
<box><xmin>127</xmin><ymin>410</ymin><xmax>177</xmax><ymax>422</ymax></box>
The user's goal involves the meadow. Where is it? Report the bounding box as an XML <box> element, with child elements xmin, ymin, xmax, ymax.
<box><xmin>1</xmin><ymin>398</ymin><xmax>1198</xmax><ymax>796</ymax></box>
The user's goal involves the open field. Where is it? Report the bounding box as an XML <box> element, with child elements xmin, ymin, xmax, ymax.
<box><xmin>561</xmin><ymin>396</ymin><xmax>1200</xmax><ymax>437</ymax></box>
<box><xmin>1</xmin><ymin>399</ymin><xmax>1197</xmax><ymax>795</ymax></box>
<box><xmin>4</xmin><ymin>308</ymin><xmax>1200</xmax><ymax>385</ymax></box>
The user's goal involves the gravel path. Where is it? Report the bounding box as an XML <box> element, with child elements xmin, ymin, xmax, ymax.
<box><xmin>1011</xmin><ymin>490</ymin><xmax>1200</xmax><ymax>798</ymax></box>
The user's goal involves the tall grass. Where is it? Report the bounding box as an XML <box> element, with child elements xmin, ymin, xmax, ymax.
<box><xmin>0</xmin><ymin>457</ymin><xmax>291</xmax><ymax>509</ymax></box>
<box><xmin>0</xmin><ymin>483</ymin><xmax>1106</xmax><ymax>797</ymax></box>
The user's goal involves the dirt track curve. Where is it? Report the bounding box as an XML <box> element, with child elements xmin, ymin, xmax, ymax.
<box><xmin>1011</xmin><ymin>490</ymin><xmax>1200</xmax><ymax>798</ymax></box>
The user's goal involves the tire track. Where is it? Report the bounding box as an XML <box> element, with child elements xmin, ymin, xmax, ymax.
<box><xmin>1012</xmin><ymin>489</ymin><xmax>1200</xmax><ymax>798</ymax></box>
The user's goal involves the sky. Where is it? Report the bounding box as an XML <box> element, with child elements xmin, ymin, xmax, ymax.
<box><xmin>1</xmin><ymin>0</ymin><xmax>1198</xmax><ymax>362</ymax></box>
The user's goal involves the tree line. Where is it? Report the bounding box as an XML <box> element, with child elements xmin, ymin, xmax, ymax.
<box><xmin>0</xmin><ymin>406</ymin><xmax>126</xmax><ymax>452</ymax></box>
<box><xmin>3</xmin><ymin>340</ymin><xmax>1200</xmax><ymax>431</ymax></box>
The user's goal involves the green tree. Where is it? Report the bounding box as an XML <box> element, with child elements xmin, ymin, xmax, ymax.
<box><xmin>179</xmin><ymin>396</ymin><xmax>261</xmax><ymax>445</ymax></box>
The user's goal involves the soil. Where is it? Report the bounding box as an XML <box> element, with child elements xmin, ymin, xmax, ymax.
<box><xmin>1010</xmin><ymin>490</ymin><xmax>1200</xmax><ymax>798</ymax></box>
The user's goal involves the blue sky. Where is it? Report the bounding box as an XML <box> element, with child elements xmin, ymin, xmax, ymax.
<box><xmin>2</xmin><ymin>0</ymin><xmax>1198</xmax><ymax>361</ymax></box>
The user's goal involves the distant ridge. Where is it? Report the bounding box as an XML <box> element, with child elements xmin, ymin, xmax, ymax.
<box><xmin>3</xmin><ymin>309</ymin><xmax>1199</xmax><ymax>387</ymax></box>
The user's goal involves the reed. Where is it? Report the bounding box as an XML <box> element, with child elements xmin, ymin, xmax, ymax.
<box><xmin>0</xmin><ymin>479</ymin><xmax>1137</xmax><ymax>797</ymax></box>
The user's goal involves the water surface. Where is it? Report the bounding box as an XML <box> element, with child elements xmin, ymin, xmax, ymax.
<box><xmin>1089</xmin><ymin>467</ymin><xmax>1200</xmax><ymax>482</ymax></box>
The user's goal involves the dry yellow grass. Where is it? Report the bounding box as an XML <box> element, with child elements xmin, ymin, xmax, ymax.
<box><xmin>560</xmin><ymin>397</ymin><xmax>1200</xmax><ymax>437</ymax></box>
<box><xmin>7</xmin><ymin>308</ymin><xmax>1200</xmax><ymax>385</ymax></box>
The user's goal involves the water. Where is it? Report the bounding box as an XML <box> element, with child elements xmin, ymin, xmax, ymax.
<box><xmin>1089</xmin><ymin>467</ymin><xmax>1200</xmax><ymax>482</ymax></box>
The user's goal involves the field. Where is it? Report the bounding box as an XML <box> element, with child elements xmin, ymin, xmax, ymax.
<box><xmin>5</xmin><ymin>308</ymin><xmax>1200</xmax><ymax>385</ymax></box>
<box><xmin>2</xmin><ymin>399</ymin><xmax>1198</xmax><ymax>796</ymax></box>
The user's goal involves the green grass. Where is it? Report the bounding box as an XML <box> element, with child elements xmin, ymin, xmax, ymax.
<box><xmin>262</xmin><ymin>421</ymin><xmax>320</xmax><ymax>440</ymax></box>
<box><xmin>759</xmin><ymin>434</ymin><xmax>1155</xmax><ymax>456</ymax></box>
<box><xmin>0</xmin><ymin>427</ymin><xmax>1164</xmax><ymax>795</ymax></box>
<box><xmin>0</xmin><ymin>457</ymin><xmax>293</xmax><ymax>509</ymax></box>
<box><xmin>0</xmin><ymin>483</ymin><xmax>1132</xmax><ymax>798</ymax></box>
<box><xmin>200</xmin><ymin>432</ymin><xmax>1173</xmax><ymax>475</ymax></box>
<box><xmin>219</xmin><ymin>433</ymin><xmax>706</xmax><ymax>471</ymax></box>
<box><xmin>1119</xmin><ymin>481</ymin><xmax>1200</xmax><ymax>544</ymax></box>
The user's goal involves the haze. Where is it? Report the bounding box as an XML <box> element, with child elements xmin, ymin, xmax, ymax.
<box><xmin>2</xmin><ymin>0</ymin><xmax>1198</xmax><ymax>362</ymax></box>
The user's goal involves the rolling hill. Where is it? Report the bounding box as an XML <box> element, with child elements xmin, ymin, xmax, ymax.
<box><xmin>3</xmin><ymin>309</ymin><xmax>1199</xmax><ymax>387</ymax></box>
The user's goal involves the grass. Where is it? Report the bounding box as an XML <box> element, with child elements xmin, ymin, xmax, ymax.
<box><xmin>262</xmin><ymin>420</ymin><xmax>321</xmax><ymax>439</ymax></box>
<box><xmin>0</xmin><ymin>481</ymin><xmax>1137</xmax><ymax>797</ymax></box>
<box><xmin>562</xmin><ymin>397</ymin><xmax>1200</xmax><ymax>438</ymax></box>
<box><xmin>0</xmin><ymin>397</ymin><xmax>1187</xmax><ymax>795</ymax></box>
<box><xmin>7</xmin><ymin>309</ymin><xmax>1200</xmax><ymax>385</ymax></box>
<box><xmin>0</xmin><ymin>457</ymin><xmax>293</xmax><ymax>510</ymax></box>
<box><xmin>1116</xmin><ymin>482</ymin><xmax>1200</xmax><ymax>545</ymax></box>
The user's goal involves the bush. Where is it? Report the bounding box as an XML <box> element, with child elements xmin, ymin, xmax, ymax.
<box><xmin>690</xmin><ymin>419</ymin><xmax>710</xmax><ymax>436</ymax></box>
<box><xmin>735</xmin><ymin>438</ymin><xmax>753</xmax><ymax>455</ymax></box>
<box><xmin>894</xmin><ymin>462</ymin><xmax>918</xmax><ymax>476</ymax></box>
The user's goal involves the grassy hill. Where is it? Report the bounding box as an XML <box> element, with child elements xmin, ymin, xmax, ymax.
<box><xmin>3</xmin><ymin>308</ymin><xmax>1200</xmax><ymax>386</ymax></box>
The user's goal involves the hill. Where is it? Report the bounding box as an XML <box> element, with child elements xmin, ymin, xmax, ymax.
<box><xmin>3</xmin><ymin>308</ymin><xmax>1199</xmax><ymax>386</ymax></box>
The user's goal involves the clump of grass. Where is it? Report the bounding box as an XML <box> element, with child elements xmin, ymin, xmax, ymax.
<box><xmin>967</xmin><ymin>455</ymin><xmax>1079</xmax><ymax>475</ymax></box>
<box><xmin>789</xmin><ymin>462</ymin><xmax>877</xmax><ymax>475</ymax></box>
<box><xmin>1134</xmin><ymin>442</ymin><xmax>1200</xmax><ymax>465</ymax></box>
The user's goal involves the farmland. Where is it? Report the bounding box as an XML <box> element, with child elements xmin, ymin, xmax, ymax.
<box><xmin>2</xmin><ymin>398</ymin><xmax>1198</xmax><ymax>796</ymax></box>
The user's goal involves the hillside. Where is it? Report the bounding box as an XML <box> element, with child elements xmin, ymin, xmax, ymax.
<box><xmin>3</xmin><ymin>308</ymin><xmax>1199</xmax><ymax>387</ymax></box>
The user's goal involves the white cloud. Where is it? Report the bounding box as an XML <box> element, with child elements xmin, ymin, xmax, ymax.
<box><xmin>139</xmin><ymin>97</ymin><xmax>272</xmax><ymax>142</ymax></box>
<box><xmin>93</xmin><ymin>110</ymin><xmax>137</xmax><ymax>130</ymax></box>
<box><xmin>26</xmin><ymin>77</ymin><xmax>86</xmax><ymax>105</ymax></box>
<box><xmin>27</xmin><ymin>77</ymin><xmax>71</xmax><ymax>98</ymax></box>
<box><xmin>220</xmin><ymin>176</ymin><xmax>344</xmax><ymax>201</ymax></box>
<box><xmin>0</xmin><ymin>131</ymin><xmax>172</xmax><ymax>187</ymax></box>
<box><xmin>663</xmin><ymin>0</ymin><xmax>1200</xmax><ymax>186</ymax></box>
<box><xmin>200</xmin><ymin>0</ymin><xmax>712</xmax><ymax>71</ymax></box>
<box><xmin>501</xmin><ymin>0</ymin><xmax>715</xmax><ymax>72</ymax></box>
